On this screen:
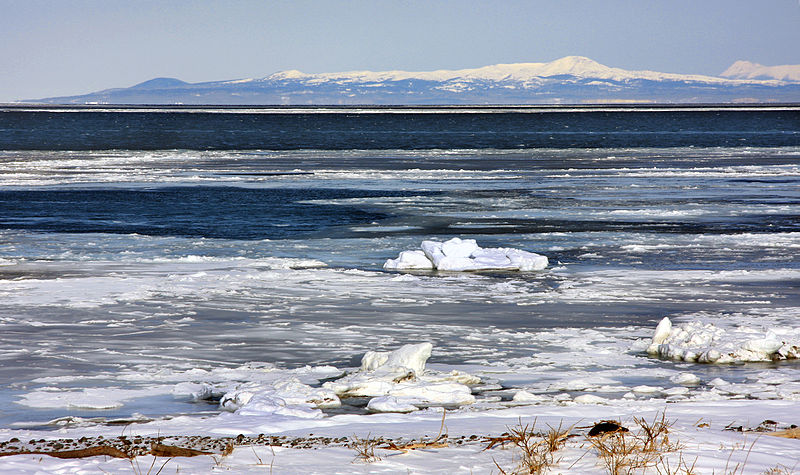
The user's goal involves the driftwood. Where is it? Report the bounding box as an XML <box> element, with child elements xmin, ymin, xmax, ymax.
<box><xmin>1</xmin><ymin>443</ymin><xmax>212</xmax><ymax>460</ymax></box>
<box><xmin>765</xmin><ymin>428</ymin><xmax>800</xmax><ymax>439</ymax></box>
<box><xmin>5</xmin><ymin>446</ymin><xmax>131</xmax><ymax>459</ymax></box>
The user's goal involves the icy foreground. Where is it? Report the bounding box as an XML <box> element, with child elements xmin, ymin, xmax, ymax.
<box><xmin>384</xmin><ymin>238</ymin><xmax>548</xmax><ymax>271</ymax></box>
<box><xmin>647</xmin><ymin>316</ymin><xmax>800</xmax><ymax>363</ymax></box>
<box><xmin>3</xmin><ymin>341</ymin><xmax>800</xmax><ymax>473</ymax></box>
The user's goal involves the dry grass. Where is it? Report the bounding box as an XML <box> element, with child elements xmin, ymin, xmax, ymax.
<box><xmin>383</xmin><ymin>409</ymin><xmax>449</xmax><ymax>454</ymax></box>
<box><xmin>583</xmin><ymin>411</ymin><xmax>685</xmax><ymax>475</ymax></box>
<box><xmin>760</xmin><ymin>465</ymin><xmax>796</xmax><ymax>475</ymax></box>
<box><xmin>350</xmin><ymin>433</ymin><xmax>382</xmax><ymax>463</ymax></box>
<box><xmin>653</xmin><ymin>451</ymin><xmax>698</xmax><ymax>475</ymax></box>
<box><xmin>490</xmin><ymin>418</ymin><xmax>573</xmax><ymax>475</ymax></box>
<box><xmin>350</xmin><ymin>411</ymin><xmax>449</xmax><ymax>463</ymax></box>
<box><xmin>765</xmin><ymin>428</ymin><xmax>800</xmax><ymax>439</ymax></box>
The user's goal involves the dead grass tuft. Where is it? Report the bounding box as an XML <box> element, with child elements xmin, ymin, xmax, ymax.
<box><xmin>584</xmin><ymin>411</ymin><xmax>682</xmax><ymax>475</ymax></box>
<box><xmin>489</xmin><ymin>418</ymin><xmax>573</xmax><ymax>475</ymax></box>
<box><xmin>350</xmin><ymin>433</ymin><xmax>382</xmax><ymax>463</ymax></box>
<box><xmin>383</xmin><ymin>409</ymin><xmax>449</xmax><ymax>454</ymax></box>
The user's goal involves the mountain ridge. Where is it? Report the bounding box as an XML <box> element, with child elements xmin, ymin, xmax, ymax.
<box><xmin>257</xmin><ymin>56</ymin><xmax>769</xmax><ymax>85</ymax></box>
<box><xmin>721</xmin><ymin>60</ymin><xmax>800</xmax><ymax>82</ymax></box>
<box><xmin>23</xmin><ymin>56</ymin><xmax>800</xmax><ymax>105</ymax></box>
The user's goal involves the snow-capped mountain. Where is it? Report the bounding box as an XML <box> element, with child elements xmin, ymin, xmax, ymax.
<box><xmin>26</xmin><ymin>56</ymin><xmax>800</xmax><ymax>105</ymax></box>
<box><xmin>260</xmin><ymin>56</ymin><xmax>736</xmax><ymax>85</ymax></box>
<box><xmin>721</xmin><ymin>60</ymin><xmax>800</xmax><ymax>82</ymax></box>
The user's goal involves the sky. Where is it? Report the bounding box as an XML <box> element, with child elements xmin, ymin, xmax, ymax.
<box><xmin>2</xmin><ymin>0</ymin><xmax>799</xmax><ymax>102</ymax></box>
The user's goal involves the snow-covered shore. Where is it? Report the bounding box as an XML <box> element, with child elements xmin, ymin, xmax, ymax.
<box><xmin>2</xmin><ymin>336</ymin><xmax>800</xmax><ymax>473</ymax></box>
<box><xmin>1</xmin><ymin>399</ymin><xmax>798</xmax><ymax>474</ymax></box>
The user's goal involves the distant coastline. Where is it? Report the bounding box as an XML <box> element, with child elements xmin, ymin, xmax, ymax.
<box><xmin>4</xmin><ymin>103</ymin><xmax>800</xmax><ymax>113</ymax></box>
<box><xmin>20</xmin><ymin>57</ymin><xmax>800</xmax><ymax>105</ymax></box>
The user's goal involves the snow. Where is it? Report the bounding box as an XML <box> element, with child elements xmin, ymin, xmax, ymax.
<box><xmin>219</xmin><ymin>378</ymin><xmax>341</xmax><ymax>413</ymax></box>
<box><xmin>384</xmin><ymin>237</ymin><xmax>548</xmax><ymax>271</ymax></box>
<box><xmin>360</xmin><ymin>342</ymin><xmax>432</xmax><ymax>375</ymax></box>
<box><xmin>259</xmin><ymin>55</ymin><xmax>772</xmax><ymax>87</ymax></box>
<box><xmin>381</xmin><ymin>250</ymin><xmax>433</xmax><ymax>270</ymax></box>
<box><xmin>321</xmin><ymin>343</ymin><xmax>478</xmax><ymax>412</ymax></box>
<box><xmin>647</xmin><ymin>316</ymin><xmax>800</xmax><ymax>363</ymax></box>
<box><xmin>721</xmin><ymin>60</ymin><xmax>800</xmax><ymax>82</ymax></box>
<box><xmin>366</xmin><ymin>396</ymin><xmax>418</xmax><ymax>413</ymax></box>
<box><xmin>4</xmin><ymin>339</ymin><xmax>800</xmax><ymax>473</ymax></box>
<box><xmin>3</xmin><ymin>401</ymin><xmax>800</xmax><ymax>474</ymax></box>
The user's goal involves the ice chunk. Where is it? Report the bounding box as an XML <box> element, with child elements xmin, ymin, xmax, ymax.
<box><xmin>441</xmin><ymin>237</ymin><xmax>480</xmax><ymax>258</ymax></box>
<box><xmin>366</xmin><ymin>396</ymin><xmax>419</xmax><ymax>413</ymax></box>
<box><xmin>647</xmin><ymin>318</ymin><xmax>800</xmax><ymax>363</ymax></box>
<box><xmin>324</xmin><ymin>343</ymin><xmax>477</xmax><ymax>411</ymax></box>
<box><xmin>670</xmin><ymin>373</ymin><xmax>700</xmax><ymax>385</ymax></box>
<box><xmin>365</xmin><ymin>342</ymin><xmax>432</xmax><ymax>376</ymax></box>
<box><xmin>220</xmin><ymin>376</ymin><xmax>340</xmax><ymax>414</ymax></box>
<box><xmin>386</xmin><ymin>382</ymin><xmax>474</xmax><ymax>404</ymax></box>
<box><xmin>573</xmin><ymin>394</ymin><xmax>607</xmax><ymax>404</ymax></box>
<box><xmin>382</xmin><ymin>250</ymin><xmax>434</xmax><ymax>270</ymax></box>
<box><xmin>663</xmin><ymin>387</ymin><xmax>690</xmax><ymax>396</ymax></box>
<box><xmin>512</xmin><ymin>390</ymin><xmax>545</xmax><ymax>403</ymax></box>
<box><xmin>172</xmin><ymin>382</ymin><xmax>222</xmax><ymax>401</ymax></box>
<box><xmin>235</xmin><ymin>393</ymin><xmax>324</xmax><ymax>418</ymax></box>
<box><xmin>652</xmin><ymin>317</ymin><xmax>673</xmax><ymax>344</ymax></box>
<box><xmin>386</xmin><ymin>237</ymin><xmax>548</xmax><ymax>272</ymax></box>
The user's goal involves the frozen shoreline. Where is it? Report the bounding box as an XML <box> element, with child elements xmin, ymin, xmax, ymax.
<box><xmin>1</xmin><ymin>399</ymin><xmax>798</xmax><ymax>474</ymax></box>
<box><xmin>3</xmin><ymin>336</ymin><xmax>800</xmax><ymax>473</ymax></box>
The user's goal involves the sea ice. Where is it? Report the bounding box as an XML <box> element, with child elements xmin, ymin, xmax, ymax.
<box><xmin>323</xmin><ymin>343</ymin><xmax>478</xmax><ymax>412</ymax></box>
<box><xmin>511</xmin><ymin>390</ymin><xmax>545</xmax><ymax>403</ymax></box>
<box><xmin>573</xmin><ymin>394</ymin><xmax>607</xmax><ymax>404</ymax></box>
<box><xmin>384</xmin><ymin>237</ymin><xmax>548</xmax><ymax>271</ymax></box>
<box><xmin>360</xmin><ymin>342</ymin><xmax>432</xmax><ymax>375</ymax></box>
<box><xmin>219</xmin><ymin>377</ymin><xmax>341</xmax><ymax>414</ymax></box>
<box><xmin>382</xmin><ymin>250</ymin><xmax>434</xmax><ymax>270</ymax></box>
<box><xmin>366</xmin><ymin>396</ymin><xmax>419</xmax><ymax>413</ymax></box>
<box><xmin>647</xmin><ymin>317</ymin><xmax>800</xmax><ymax>363</ymax></box>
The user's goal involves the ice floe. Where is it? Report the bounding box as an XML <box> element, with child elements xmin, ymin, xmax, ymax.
<box><xmin>383</xmin><ymin>237</ymin><xmax>548</xmax><ymax>271</ymax></box>
<box><xmin>219</xmin><ymin>377</ymin><xmax>341</xmax><ymax>416</ymax></box>
<box><xmin>323</xmin><ymin>343</ymin><xmax>479</xmax><ymax>412</ymax></box>
<box><xmin>647</xmin><ymin>316</ymin><xmax>800</xmax><ymax>363</ymax></box>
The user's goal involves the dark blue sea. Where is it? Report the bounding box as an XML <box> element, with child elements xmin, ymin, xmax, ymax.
<box><xmin>0</xmin><ymin>105</ymin><xmax>798</xmax><ymax>428</ymax></box>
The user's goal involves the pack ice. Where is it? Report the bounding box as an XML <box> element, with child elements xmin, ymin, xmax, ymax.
<box><xmin>647</xmin><ymin>317</ymin><xmax>800</xmax><ymax>363</ymax></box>
<box><xmin>383</xmin><ymin>237</ymin><xmax>548</xmax><ymax>271</ymax></box>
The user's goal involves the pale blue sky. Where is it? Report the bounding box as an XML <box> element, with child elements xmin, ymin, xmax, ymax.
<box><xmin>2</xmin><ymin>0</ymin><xmax>799</xmax><ymax>101</ymax></box>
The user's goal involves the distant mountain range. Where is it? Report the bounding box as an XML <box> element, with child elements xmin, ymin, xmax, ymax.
<box><xmin>25</xmin><ymin>56</ymin><xmax>800</xmax><ymax>105</ymax></box>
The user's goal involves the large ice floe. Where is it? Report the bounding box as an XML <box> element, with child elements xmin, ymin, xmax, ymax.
<box><xmin>323</xmin><ymin>342</ymin><xmax>480</xmax><ymax>413</ymax></box>
<box><xmin>646</xmin><ymin>316</ymin><xmax>800</xmax><ymax>363</ymax></box>
<box><xmin>383</xmin><ymin>237</ymin><xmax>548</xmax><ymax>271</ymax></box>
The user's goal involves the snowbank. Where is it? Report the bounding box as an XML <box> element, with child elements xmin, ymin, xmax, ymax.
<box><xmin>647</xmin><ymin>317</ymin><xmax>800</xmax><ymax>363</ymax></box>
<box><xmin>323</xmin><ymin>343</ymin><xmax>479</xmax><ymax>412</ymax></box>
<box><xmin>384</xmin><ymin>238</ymin><xmax>548</xmax><ymax>271</ymax></box>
